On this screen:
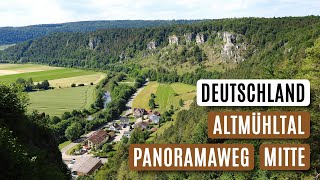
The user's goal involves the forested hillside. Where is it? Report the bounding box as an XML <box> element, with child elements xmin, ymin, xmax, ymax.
<box><xmin>0</xmin><ymin>20</ymin><xmax>198</xmax><ymax>45</ymax></box>
<box><xmin>0</xmin><ymin>84</ymin><xmax>70</xmax><ymax>179</ymax></box>
<box><xmin>94</xmin><ymin>18</ymin><xmax>320</xmax><ymax>179</ymax></box>
<box><xmin>1</xmin><ymin>17</ymin><xmax>320</xmax><ymax>78</ymax></box>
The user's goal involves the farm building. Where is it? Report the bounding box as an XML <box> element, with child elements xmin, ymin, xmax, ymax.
<box><xmin>71</xmin><ymin>157</ymin><xmax>102</xmax><ymax>176</ymax></box>
<box><xmin>87</xmin><ymin>130</ymin><xmax>109</xmax><ymax>149</ymax></box>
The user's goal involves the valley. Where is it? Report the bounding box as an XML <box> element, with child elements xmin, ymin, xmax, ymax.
<box><xmin>1</xmin><ymin>16</ymin><xmax>320</xmax><ymax>179</ymax></box>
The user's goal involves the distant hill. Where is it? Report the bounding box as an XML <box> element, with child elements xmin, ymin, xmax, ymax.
<box><xmin>0</xmin><ymin>20</ymin><xmax>200</xmax><ymax>44</ymax></box>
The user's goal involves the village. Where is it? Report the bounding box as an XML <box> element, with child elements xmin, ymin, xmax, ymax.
<box><xmin>58</xmin><ymin>79</ymin><xmax>194</xmax><ymax>178</ymax></box>
<box><xmin>64</xmin><ymin>107</ymin><xmax>161</xmax><ymax>177</ymax></box>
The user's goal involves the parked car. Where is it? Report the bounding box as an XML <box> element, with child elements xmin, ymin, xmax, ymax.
<box><xmin>71</xmin><ymin>159</ymin><xmax>76</xmax><ymax>164</ymax></box>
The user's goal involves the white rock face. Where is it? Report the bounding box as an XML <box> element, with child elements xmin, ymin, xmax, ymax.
<box><xmin>88</xmin><ymin>36</ymin><xmax>101</xmax><ymax>49</ymax></box>
<box><xmin>147</xmin><ymin>40</ymin><xmax>157</xmax><ymax>50</ymax></box>
<box><xmin>220</xmin><ymin>32</ymin><xmax>245</xmax><ymax>63</ymax></box>
<box><xmin>184</xmin><ymin>33</ymin><xmax>193</xmax><ymax>44</ymax></box>
<box><xmin>169</xmin><ymin>35</ymin><xmax>179</xmax><ymax>45</ymax></box>
<box><xmin>196</xmin><ymin>33</ymin><xmax>205</xmax><ymax>44</ymax></box>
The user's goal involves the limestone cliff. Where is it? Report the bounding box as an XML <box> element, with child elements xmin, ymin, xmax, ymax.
<box><xmin>169</xmin><ymin>35</ymin><xmax>179</xmax><ymax>45</ymax></box>
<box><xmin>196</xmin><ymin>33</ymin><xmax>205</xmax><ymax>44</ymax></box>
<box><xmin>147</xmin><ymin>40</ymin><xmax>157</xmax><ymax>50</ymax></box>
<box><xmin>88</xmin><ymin>36</ymin><xmax>102</xmax><ymax>49</ymax></box>
<box><xmin>220</xmin><ymin>32</ymin><xmax>245</xmax><ymax>62</ymax></box>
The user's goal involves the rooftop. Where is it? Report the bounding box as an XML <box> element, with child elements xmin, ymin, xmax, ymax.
<box><xmin>120</xmin><ymin>117</ymin><xmax>130</xmax><ymax>123</ymax></box>
<box><xmin>72</xmin><ymin>157</ymin><xmax>101</xmax><ymax>174</ymax></box>
<box><xmin>88</xmin><ymin>130</ymin><xmax>108</xmax><ymax>145</ymax></box>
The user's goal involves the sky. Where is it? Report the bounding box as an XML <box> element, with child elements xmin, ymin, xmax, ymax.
<box><xmin>0</xmin><ymin>0</ymin><xmax>320</xmax><ymax>27</ymax></box>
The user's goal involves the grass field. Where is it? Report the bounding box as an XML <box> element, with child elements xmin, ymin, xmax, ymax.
<box><xmin>0</xmin><ymin>64</ymin><xmax>61</xmax><ymax>76</ymax></box>
<box><xmin>132</xmin><ymin>81</ymin><xmax>196</xmax><ymax>143</ymax></box>
<box><xmin>28</xmin><ymin>84</ymin><xmax>96</xmax><ymax>117</ymax></box>
<box><xmin>132</xmin><ymin>82</ymin><xmax>196</xmax><ymax>113</ymax></box>
<box><xmin>58</xmin><ymin>141</ymin><xmax>71</xmax><ymax>150</ymax></box>
<box><xmin>155</xmin><ymin>84</ymin><xmax>176</xmax><ymax>112</ymax></box>
<box><xmin>49</xmin><ymin>73</ymin><xmax>106</xmax><ymax>88</ymax></box>
<box><xmin>0</xmin><ymin>68</ymin><xmax>97</xmax><ymax>83</ymax></box>
<box><xmin>132</xmin><ymin>81</ymin><xmax>159</xmax><ymax>110</ymax></box>
<box><xmin>0</xmin><ymin>64</ymin><xmax>105</xmax><ymax>116</ymax></box>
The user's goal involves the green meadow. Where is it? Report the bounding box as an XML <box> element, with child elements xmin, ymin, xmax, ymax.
<box><xmin>0</xmin><ymin>64</ymin><xmax>105</xmax><ymax>116</ymax></box>
<box><xmin>28</xmin><ymin>85</ymin><xmax>96</xmax><ymax>117</ymax></box>
<box><xmin>132</xmin><ymin>82</ymin><xmax>196</xmax><ymax>113</ymax></box>
<box><xmin>0</xmin><ymin>68</ymin><xmax>97</xmax><ymax>83</ymax></box>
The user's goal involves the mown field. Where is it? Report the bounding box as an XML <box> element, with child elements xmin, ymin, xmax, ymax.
<box><xmin>0</xmin><ymin>64</ymin><xmax>105</xmax><ymax>116</ymax></box>
<box><xmin>0</xmin><ymin>68</ymin><xmax>97</xmax><ymax>83</ymax></box>
<box><xmin>28</xmin><ymin>85</ymin><xmax>96</xmax><ymax>116</ymax></box>
<box><xmin>132</xmin><ymin>82</ymin><xmax>196</xmax><ymax>113</ymax></box>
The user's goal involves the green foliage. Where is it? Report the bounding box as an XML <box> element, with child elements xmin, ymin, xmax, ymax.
<box><xmin>0</xmin><ymin>83</ymin><xmax>70</xmax><ymax>179</ymax></box>
<box><xmin>15</xmin><ymin>78</ymin><xmax>50</xmax><ymax>91</ymax></box>
<box><xmin>129</xmin><ymin>128</ymin><xmax>146</xmax><ymax>144</ymax></box>
<box><xmin>179</xmin><ymin>98</ymin><xmax>184</xmax><ymax>107</ymax></box>
<box><xmin>148</xmin><ymin>98</ymin><xmax>156</xmax><ymax>109</ymax></box>
<box><xmin>65</xmin><ymin>122</ymin><xmax>83</xmax><ymax>141</ymax></box>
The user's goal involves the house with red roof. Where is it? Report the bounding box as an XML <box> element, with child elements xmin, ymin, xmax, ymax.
<box><xmin>87</xmin><ymin>130</ymin><xmax>109</xmax><ymax>150</ymax></box>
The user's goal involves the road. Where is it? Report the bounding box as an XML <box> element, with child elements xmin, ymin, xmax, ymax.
<box><xmin>124</xmin><ymin>79</ymin><xmax>149</xmax><ymax>116</ymax></box>
<box><xmin>60</xmin><ymin>79</ymin><xmax>149</xmax><ymax>163</ymax></box>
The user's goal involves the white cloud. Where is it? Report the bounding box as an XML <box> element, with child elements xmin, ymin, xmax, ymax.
<box><xmin>0</xmin><ymin>0</ymin><xmax>319</xmax><ymax>27</ymax></box>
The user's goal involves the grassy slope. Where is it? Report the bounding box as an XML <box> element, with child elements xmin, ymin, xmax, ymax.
<box><xmin>133</xmin><ymin>82</ymin><xmax>196</xmax><ymax>112</ymax></box>
<box><xmin>28</xmin><ymin>85</ymin><xmax>96</xmax><ymax>116</ymax></box>
<box><xmin>132</xmin><ymin>81</ymin><xmax>159</xmax><ymax>109</ymax></box>
<box><xmin>155</xmin><ymin>84</ymin><xmax>176</xmax><ymax>113</ymax></box>
<box><xmin>132</xmin><ymin>82</ymin><xmax>196</xmax><ymax>143</ymax></box>
<box><xmin>0</xmin><ymin>68</ymin><xmax>97</xmax><ymax>83</ymax></box>
<box><xmin>147</xmin><ymin>83</ymin><xmax>196</xmax><ymax>143</ymax></box>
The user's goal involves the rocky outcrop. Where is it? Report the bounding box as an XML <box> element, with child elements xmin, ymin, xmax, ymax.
<box><xmin>88</xmin><ymin>36</ymin><xmax>101</xmax><ymax>49</ymax></box>
<box><xmin>184</xmin><ymin>33</ymin><xmax>193</xmax><ymax>44</ymax></box>
<box><xmin>169</xmin><ymin>35</ymin><xmax>179</xmax><ymax>45</ymax></box>
<box><xmin>221</xmin><ymin>32</ymin><xmax>236</xmax><ymax>57</ymax></box>
<box><xmin>220</xmin><ymin>32</ymin><xmax>245</xmax><ymax>63</ymax></box>
<box><xmin>147</xmin><ymin>40</ymin><xmax>157</xmax><ymax>50</ymax></box>
<box><xmin>196</xmin><ymin>33</ymin><xmax>206</xmax><ymax>44</ymax></box>
<box><xmin>119</xmin><ymin>51</ymin><xmax>127</xmax><ymax>60</ymax></box>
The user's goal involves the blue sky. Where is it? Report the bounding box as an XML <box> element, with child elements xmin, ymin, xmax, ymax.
<box><xmin>0</xmin><ymin>0</ymin><xmax>319</xmax><ymax>27</ymax></box>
